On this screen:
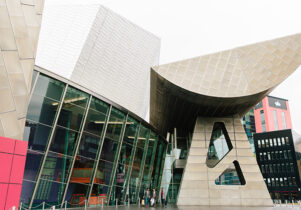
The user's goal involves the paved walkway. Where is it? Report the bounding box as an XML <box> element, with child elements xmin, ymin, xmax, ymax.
<box><xmin>68</xmin><ymin>204</ymin><xmax>301</xmax><ymax>210</ymax></box>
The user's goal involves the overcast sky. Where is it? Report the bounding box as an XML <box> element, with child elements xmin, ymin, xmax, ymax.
<box><xmin>45</xmin><ymin>0</ymin><xmax>301</xmax><ymax>133</ymax></box>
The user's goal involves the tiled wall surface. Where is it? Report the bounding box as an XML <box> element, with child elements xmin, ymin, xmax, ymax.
<box><xmin>0</xmin><ymin>136</ymin><xmax>27</xmax><ymax>210</ymax></box>
<box><xmin>0</xmin><ymin>0</ymin><xmax>44</xmax><ymax>140</ymax></box>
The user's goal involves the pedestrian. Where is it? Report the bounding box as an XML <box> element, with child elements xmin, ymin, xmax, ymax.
<box><xmin>145</xmin><ymin>188</ymin><xmax>151</xmax><ymax>207</ymax></box>
<box><xmin>160</xmin><ymin>188</ymin><xmax>165</xmax><ymax>207</ymax></box>
<box><xmin>152</xmin><ymin>188</ymin><xmax>157</xmax><ymax>207</ymax></box>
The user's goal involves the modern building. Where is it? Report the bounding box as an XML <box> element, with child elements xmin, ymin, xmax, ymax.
<box><xmin>1</xmin><ymin>1</ymin><xmax>301</xmax><ymax>209</ymax></box>
<box><xmin>254</xmin><ymin>129</ymin><xmax>301</xmax><ymax>202</ymax></box>
<box><xmin>254</xmin><ymin>96</ymin><xmax>293</xmax><ymax>133</ymax></box>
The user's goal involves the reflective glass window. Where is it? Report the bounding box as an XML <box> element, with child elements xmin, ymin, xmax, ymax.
<box><xmin>24</xmin><ymin>120</ymin><xmax>52</xmax><ymax>152</ymax></box>
<box><xmin>20</xmin><ymin>180</ymin><xmax>36</xmax><ymax>206</ymax></box>
<box><xmin>40</xmin><ymin>152</ymin><xmax>71</xmax><ymax>183</ymax></box>
<box><xmin>84</xmin><ymin>109</ymin><xmax>107</xmax><ymax>136</ymax></box>
<box><xmin>70</xmin><ymin>156</ymin><xmax>95</xmax><ymax>184</ymax></box>
<box><xmin>33</xmin><ymin>74</ymin><xmax>65</xmax><ymax>101</ymax></box>
<box><xmin>57</xmin><ymin>102</ymin><xmax>86</xmax><ymax>131</ymax></box>
<box><xmin>282</xmin><ymin>112</ymin><xmax>287</xmax><ymax>129</ymax></box>
<box><xmin>109</xmin><ymin>185</ymin><xmax>124</xmax><ymax>205</ymax></box>
<box><xmin>78</xmin><ymin>132</ymin><xmax>101</xmax><ymax>159</ymax></box>
<box><xmin>273</xmin><ymin>110</ymin><xmax>279</xmax><ymax>130</ymax></box>
<box><xmin>206</xmin><ymin>122</ymin><xmax>233</xmax><ymax>168</ymax></box>
<box><xmin>118</xmin><ymin>143</ymin><xmax>133</xmax><ymax>166</ymax></box>
<box><xmin>65</xmin><ymin>182</ymin><xmax>90</xmax><ymax>207</ymax></box>
<box><xmin>137</xmin><ymin>126</ymin><xmax>149</xmax><ymax>148</ymax></box>
<box><xmin>32</xmin><ymin>180</ymin><xmax>65</xmax><ymax>207</ymax></box>
<box><xmin>94</xmin><ymin>160</ymin><xmax>113</xmax><ymax>186</ymax></box>
<box><xmin>30</xmin><ymin>70</ymin><xmax>38</xmax><ymax>92</ymax></box>
<box><xmin>49</xmin><ymin>126</ymin><xmax>79</xmax><ymax>156</ymax></box>
<box><xmin>63</xmin><ymin>86</ymin><xmax>89</xmax><ymax>108</ymax></box>
<box><xmin>23</xmin><ymin>150</ymin><xmax>44</xmax><ymax>181</ymax></box>
<box><xmin>27</xmin><ymin>94</ymin><xmax>60</xmax><ymax>126</ymax></box>
<box><xmin>105</xmin><ymin>108</ymin><xmax>126</xmax><ymax>142</ymax></box>
<box><xmin>122</xmin><ymin>118</ymin><xmax>139</xmax><ymax>145</ymax></box>
<box><xmin>100</xmin><ymin>138</ymin><xmax>119</xmax><ymax>162</ymax></box>
<box><xmin>113</xmin><ymin>163</ymin><xmax>129</xmax><ymax>187</ymax></box>
<box><xmin>90</xmin><ymin>184</ymin><xmax>109</xmax><ymax>206</ymax></box>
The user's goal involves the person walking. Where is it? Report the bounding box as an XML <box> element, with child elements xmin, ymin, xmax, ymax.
<box><xmin>160</xmin><ymin>188</ymin><xmax>165</xmax><ymax>207</ymax></box>
<box><xmin>151</xmin><ymin>188</ymin><xmax>157</xmax><ymax>207</ymax></box>
<box><xmin>145</xmin><ymin>188</ymin><xmax>151</xmax><ymax>207</ymax></box>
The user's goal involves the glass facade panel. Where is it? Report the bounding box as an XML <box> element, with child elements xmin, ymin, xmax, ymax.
<box><xmin>273</xmin><ymin>110</ymin><xmax>279</xmax><ymax>130</ymax></box>
<box><xmin>207</xmin><ymin>122</ymin><xmax>233</xmax><ymax>168</ymax></box>
<box><xmin>40</xmin><ymin>152</ymin><xmax>72</xmax><ymax>183</ymax></box>
<box><xmin>70</xmin><ymin>156</ymin><xmax>95</xmax><ymax>184</ymax></box>
<box><xmin>21</xmin><ymin>72</ymin><xmax>167</xmax><ymax>208</ymax></box>
<box><xmin>32</xmin><ymin>180</ymin><xmax>65</xmax><ymax>208</ymax></box>
<box><xmin>84</xmin><ymin>109</ymin><xmax>107</xmax><ymax>136</ymax></box>
<box><xmin>78</xmin><ymin>132</ymin><xmax>101</xmax><ymax>159</ymax></box>
<box><xmin>27</xmin><ymin>94</ymin><xmax>60</xmax><ymax>126</ymax></box>
<box><xmin>282</xmin><ymin>112</ymin><xmax>287</xmax><ymax>129</ymax></box>
<box><xmin>90</xmin><ymin>184</ymin><xmax>109</xmax><ymax>206</ymax></box>
<box><xmin>33</xmin><ymin>74</ymin><xmax>65</xmax><ymax>101</ymax></box>
<box><xmin>94</xmin><ymin>160</ymin><xmax>113</xmax><ymax>186</ymax></box>
<box><xmin>260</xmin><ymin>110</ymin><xmax>266</xmax><ymax>132</ymax></box>
<box><xmin>65</xmin><ymin>183</ymin><xmax>90</xmax><ymax>207</ymax></box>
<box><xmin>24</xmin><ymin>120</ymin><xmax>52</xmax><ymax>152</ymax></box>
<box><xmin>57</xmin><ymin>103</ymin><xmax>86</xmax><ymax>131</ymax></box>
<box><xmin>23</xmin><ymin>150</ymin><xmax>44</xmax><ymax>181</ymax></box>
<box><xmin>49</xmin><ymin>126</ymin><xmax>79</xmax><ymax>156</ymax></box>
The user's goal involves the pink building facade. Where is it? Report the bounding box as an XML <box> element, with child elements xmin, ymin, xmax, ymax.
<box><xmin>0</xmin><ymin>137</ymin><xmax>27</xmax><ymax>210</ymax></box>
<box><xmin>254</xmin><ymin>96</ymin><xmax>292</xmax><ymax>133</ymax></box>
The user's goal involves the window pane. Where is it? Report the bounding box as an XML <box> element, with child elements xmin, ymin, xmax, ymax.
<box><xmin>94</xmin><ymin>160</ymin><xmax>113</xmax><ymax>186</ymax></box>
<box><xmin>24</xmin><ymin>120</ymin><xmax>52</xmax><ymax>152</ymax></box>
<box><xmin>118</xmin><ymin>143</ymin><xmax>133</xmax><ymax>166</ymax></box>
<box><xmin>33</xmin><ymin>74</ymin><xmax>65</xmax><ymax>101</ymax></box>
<box><xmin>113</xmin><ymin>163</ymin><xmax>129</xmax><ymax>187</ymax></box>
<box><xmin>137</xmin><ymin>125</ymin><xmax>149</xmax><ymax>148</ymax></box>
<box><xmin>63</xmin><ymin>86</ymin><xmax>89</xmax><ymax>108</ymax></box>
<box><xmin>84</xmin><ymin>109</ymin><xmax>107</xmax><ymax>136</ymax></box>
<box><xmin>89</xmin><ymin>97</ymin><xmax>109</xmax><ymax>116</ymax></box>
<box><xmin>70</xmin><ymin>156</ymin><xmax>95</xmax><ymax>184</ymax></box>
<box><xmin>78</xmin><ymin>132</ymin><xmax>101</xmax><ymax>159</ymax></box>
<box><xmin>40</xmin><ymin>152</ymin><xmax>72</xmax><ymax>183</ymax></box>
<box><xmin>100</xmin><ymin>138</ymin><xmax>119</xmax><ymax>162</ymax></box>
<box><xmin>57</xmin><ymin>103</ymin><xmax>86</xmax><ymax>131</ymax></box>
<box><xmin>123</xmin><ymin>117</ymin><xmax>139</xmax><ymax>145</ymax></box>
<box><xmin>49</xmin><ymin>126</ymin><xmax>79</xmax><ymax>156</ymax></box>
<box><xmin>109</xmin><ymin>185</ymin><xmax>124</xmax><ymax>205</ymax></box>
<box><xmin>105</xmin><ymin>108</ymin><xmax>126</xmax><ymax>142</ymax></box>
<box><xmin>32</xmin><ymin>180</ymin><xmax>65</xmax><ymax>207</ymax></box>
<box><xmin>23</xmin><ymin>150</ymin><xmax>44</xmax><ymax>181</ymax></box>
<box><xmin>65</xmin><ymin>183</ymin><xmax>90</xmax><ymax>207</ymax></box>
<box><xmin>90</xmin><ymin>184</ymin><xmax>109</xmax><ymax>206</ymax></box>
<box><xmin>27</xmin><ymin>94</ymin><xmax>60</xmax><ymax>126</ymax></box>
<box><xmin>20</xmin><ymin>180</ymin><xmax>36</xmax><ymax>206</ymax></box>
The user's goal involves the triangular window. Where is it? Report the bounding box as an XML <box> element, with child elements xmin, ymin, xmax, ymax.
<box><xmin>206</xmin><ymin>122</ymin><xmax>233</xmax><ymax>168</ymax></box>
<box><xmin>215</xmin><ymin>161</ymin><xmax>246</xmax><ymax>185</ymax></box>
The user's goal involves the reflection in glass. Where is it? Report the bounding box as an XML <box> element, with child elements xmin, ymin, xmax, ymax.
<box><xmin>57</xmin><ymin>103</ymin><xmax>86</xmax><ymax>131</ymax></box>
<box><xmin>215</xmin><ymin>161</ymin><xmax>246</xmax><ymax>185</ymax></box>
<box><xmin>118</xmin><ymin>143</ymin><xmax>133</xmax><ymax>166</ymax></box>
<box><xmin>23</xmin><ymin>150</ymin><xmax>44</xmax><ymax>181</ymax></box>
<box><xmin>89</xmin><ymin>184</ymin><xmax>109</xmax><ymax>206</ymax></box>
<box><xmin>78</xmin><ymin>133</ymin><xmax>101</xmax><ymax>159</ymax></box>
<box><xmin>122</xmin><ymin>117</ymin><xmax>139</xmax><ymax>145</ymax></box>
<box><xmin>27</xmin><ymin>94</ymin><xmax>60</xmax><ymax>126</ymax></box>
<box><xmin>49</xmin><ymin>126</ymin><xmax>79</xmax><ymax>156</ymax></box>
<box><xmin>40</xmin><ymin>152</ymin><xmax>71</xmax><ymax>183</ymax></box>
<box><xmin>70</xmin><ymin>156</ymin><xmax>95</xmax><ymax>184</ymax></box>
<box><xmin>206</xmin><ymin>122</ymin><xmax>233</xmax><ymax>168</ymax></box>
<box><xmin>100</xmin><ymin>138</ymin><xmax>119</xmax><ymax>162</ymax></box>
<box><xmin>94</xmin><ymin>160</ymin><xmax>113</xmax><ymax>186</ymax></box>
<box><xmin>64</xmin><ymin>86</ymin><xmax>89</xmax><ymax>108</ymax></box>
<box><xmin>24</xmin><ymin>120</ymin><xmax>52</xmax><ymax>152</ymax></box>
<box><xmin>89</xmin><ymin>97</ymin><xmax>109</xmax><ymax>116</ymax></box>
<box><xmin>137</xmin><ymin>126</ymin><xmax>149</xmax><ymax>148</ymax></box>
<box><xmin>109</xmin><ymin>185</ymin><xmax>124</xmax><ymax>205</ymax></box>
<box><xmin>65</xmin><ymin>183</ymin><xmax>90</xmax><ymax>207</ymax></box>
<box><xmin>32</xmin><ymin>180</ymin><xmax>65</xmax><ymax>207</ymax></box>
<box><xmin>20</xmin><ymin>180</ymin><xmax>36</xmax><ymax>206</ymax></box>
<box><xmin>84</xmin><ymin>109</ymin><xmax>107</xmax><ymax>136</ymax></box>
<box><xmin>33</xmin><ymin>74</ymin><xmax>65</xmax><ymax>101</ymax></box>
<box><xmin>105</xmin><ymin>108</ymin><xmax>126</xmax><ymax>142</ymax></box>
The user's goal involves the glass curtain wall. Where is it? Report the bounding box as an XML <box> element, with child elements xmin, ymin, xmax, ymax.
<box><xmin>20</xmin><ymin>71</ymin><xmax>167</xmax><ymax>208</ymax></box>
